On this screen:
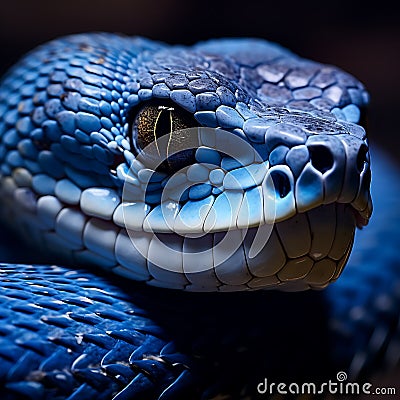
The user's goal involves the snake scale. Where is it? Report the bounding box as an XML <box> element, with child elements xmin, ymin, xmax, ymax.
<box><xmin>0</xmin><ymin>33</ymin><xmax>399</xmax><ymax>399</ymax></box>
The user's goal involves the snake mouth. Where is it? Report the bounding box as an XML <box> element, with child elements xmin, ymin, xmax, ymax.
<box><xmin>108</xmin><ymin>201</ymin><xmax>355</xmax><ymax>292</ymax></box>
<box><xmin>68</xmin><ymin>122</ymin><xmax>367</xmax><ymax>291</ymax></box>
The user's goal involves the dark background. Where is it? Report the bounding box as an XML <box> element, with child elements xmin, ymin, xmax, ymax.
<box><xmin>0</xmin><ymin>0</ymin><xmax>399</xmax><ymax>161</ymax></box>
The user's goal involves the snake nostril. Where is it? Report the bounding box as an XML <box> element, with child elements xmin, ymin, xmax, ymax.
<box><xmin>357</xmin><ymin>144</ymin><xmax>368</xmax><ymax>173</ymax></box>
<box><xmin>270</xmin><ymin>170</ymin><xmax>291</xmax><ymax>198</ymax></box>
<box><xmin>309</xmin><ymin>145</ymin><xmax>334</xmax><ymax>174</ymax></box>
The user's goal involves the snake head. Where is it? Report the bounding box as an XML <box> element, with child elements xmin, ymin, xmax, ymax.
<box><xmin>0</xmin><ymin>34</ymin><xmax>372</xmax><ymax>291</ymax></box>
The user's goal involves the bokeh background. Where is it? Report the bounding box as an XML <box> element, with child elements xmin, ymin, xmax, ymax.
<box><xmin>0</xmin><ymin>0</ymin><xmax>399</xmax><ymax>162</ymax></box>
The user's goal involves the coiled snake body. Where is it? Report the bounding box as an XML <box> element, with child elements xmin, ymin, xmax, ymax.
<box><xmin>0</xmin><ymin>34</ymin><xmax>399</xmax><ymax>399</ymax></box>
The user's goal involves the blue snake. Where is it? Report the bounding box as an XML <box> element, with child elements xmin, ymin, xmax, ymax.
<box><xmin>0</xmin><ymin>33</ymin><xmax>399</xmax><ymax>399</ymax></box>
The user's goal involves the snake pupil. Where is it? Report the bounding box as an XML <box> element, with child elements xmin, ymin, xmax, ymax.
<box><xmin>131</xmin><ymin>101</ymin><xmax>198</xmax><ymax>173</ymax></box>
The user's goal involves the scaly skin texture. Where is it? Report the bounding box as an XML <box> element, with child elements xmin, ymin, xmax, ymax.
<box><xmin>0</xmin><ymin>34</ymin><xmax>398</xmax><ymax>399</ymax></box>
<box><xmin>0</xmin><ymin>34</ymin><xmax>371</xmax><ymax>292</ymax></box>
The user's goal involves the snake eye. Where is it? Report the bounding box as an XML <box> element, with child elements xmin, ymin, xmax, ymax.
<box><xmin>131</xmin><ymin>101</ymin><xmax>198</xmax><ymax>173</ymax></box>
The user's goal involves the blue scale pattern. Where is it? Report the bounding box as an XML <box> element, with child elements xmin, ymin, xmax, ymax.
<box><xmin>0</xmin><ymin>33</ymin><xmax>396</xmax><ymax>399</ymax></box>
